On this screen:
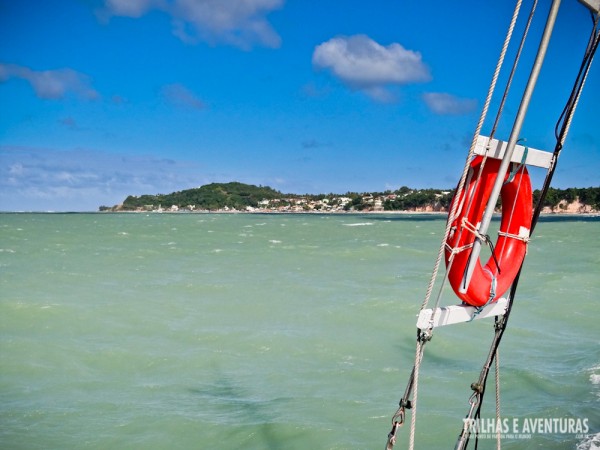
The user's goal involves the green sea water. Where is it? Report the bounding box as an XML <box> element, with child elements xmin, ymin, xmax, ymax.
<box><xmin>1</xmin><ymin>213</ymin><xmax>598</xmax><ymax>450</ymax></box>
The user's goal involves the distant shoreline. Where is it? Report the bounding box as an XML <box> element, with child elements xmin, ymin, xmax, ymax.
<box><xmin>2</xmin><ymin>210</ymin><xmax>598</xmax><ymax>217</ymax></box>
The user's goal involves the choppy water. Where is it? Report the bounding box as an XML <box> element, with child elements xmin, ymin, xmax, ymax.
<box><xmin>1</xmin><ymin>213</ymin><xmax>598</xmax><ymax>449</ymax></box>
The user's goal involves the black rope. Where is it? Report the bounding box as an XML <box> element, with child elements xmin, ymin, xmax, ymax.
<box><xmin>532</xmin><ymin>12</ymin><xmax>599</xmax><ymax>230</ymax></box>
<box><xmin>484</xmin><ymin>234</ymin><xmax>501</xmax><ymax>275</ymax></box>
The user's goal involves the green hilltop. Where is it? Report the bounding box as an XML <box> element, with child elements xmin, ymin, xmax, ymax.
<box><xmin>112</xmin><ymin>182</ymin><xmax>284</xmax><ymax>211</ymax></box>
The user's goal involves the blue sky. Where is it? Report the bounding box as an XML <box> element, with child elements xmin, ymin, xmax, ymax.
<box><xmin>1</xmin><ymin>0</ymin><xmax>598</xmax><ymax>211</ymax></box>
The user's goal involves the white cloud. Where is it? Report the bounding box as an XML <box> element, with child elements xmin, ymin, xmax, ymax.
<box><xmin>99</xmin><ymin>0</ymin><xmax>284</xmax><ymax>49</ymax></box>
<box><xmin>312</xmin><ymin>34</ymin><xmax>430</xmax><ymax>101</ymax></box>
<box><xmin>102</xmin><ymin>0</ymin><xmax>158</xmax><ymax>17</ymax></box>
<box><xmin>0</xmin><ymin>63</ymin><xmax>99</xmax><ymax>100</ymax></box>
<box><xmin>161</xmin><ymin>83</ymin><xmax>205</xmax><ymax>109</ymax></box>
<box><xmin>423</xmin><ymin>92</ymin><xmax>477</xmax><ymax>115</ymax></box>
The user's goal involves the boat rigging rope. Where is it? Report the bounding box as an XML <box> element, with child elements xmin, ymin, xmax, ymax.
<box><xmin>466</xmin><ymin>9</ymin><xmax>599</xmax><ymax>450</ymax></box>
<box><xmin>385</xmin><ymin>3</ymin><xmax>525</xmax><ymax>449</ymax></box>
<box><xmin>387</xmin><ymin>3</ymin><xmax>599</xmax><ymax>450</ymax></box>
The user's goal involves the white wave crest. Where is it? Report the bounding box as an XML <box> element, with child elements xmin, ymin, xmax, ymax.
<box><xmin>343</xmin><ymin>222</ymin><xmax>373</xmax><ymax>227</ymax></box>
<box><xmin>586</xmin><ymin>364</ymin><xmax>600</xmax><ymax>387</ymax></box>
<box><xmin>577</xmin><ymin>432</ymin><xmax>600</xmax><ymax>450</ymax></box>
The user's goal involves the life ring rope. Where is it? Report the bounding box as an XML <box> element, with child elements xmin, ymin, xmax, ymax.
<box><xmin>446</xmin><ymin>216</ymin><xmax>503</xmax><ymax>275</ymax></box>
<box><xmin>469</xmin><ymin>267</ymin><xmax>498</xmax><ymax>322</ymax></box>
<box><xmin>460</xmin><ymin>216</ymin><xmax>502</xmax><ymax>275</ymax></box>
<box><xmin>445</xmin><ymin>160</ymin><xmax>493</xmax><ymax>261</ymax></box>
<box><xmin>444</xmin><ymin>242</ymin><xmax>474</xmax><ymax>256</ymax></box>
<box><xmin>497</xmin><ymin>229</ymin><xmax>530</xmax><ymax>242</ymax></box>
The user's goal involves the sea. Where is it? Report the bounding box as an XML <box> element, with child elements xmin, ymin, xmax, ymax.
<box><xmin>1</xmin><ymin>212</ymin><xmax>598</xmax><ymax>450</ymax></box>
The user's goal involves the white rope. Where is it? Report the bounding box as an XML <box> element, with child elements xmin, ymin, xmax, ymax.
<box><xmin>497</xmin><ymin>230</ymin><xmax>530</xmax><ymax>243</ymax></box>
<box><xmin>461</xmin><ymin>217</ymin><xmax>487</xmax><ymax>242</ymax></box>
<box><xmin>408</xmin><ymin>341</ymin><xmax>424</xmax><ymax>450</ymax></box>
<box><xmin>445</xmin><ymin>242</ymin><xmax>474</xmax><ymax>256</ymax></box>
<box><xmin>406</xmin><ymin>3</ymin><xmax>524</xmax><ymax>448</ymax></box>
<box><xmin>445</xmin><ymin>218</ymin><xmax>486</xmax><ymax>257</ymax></box>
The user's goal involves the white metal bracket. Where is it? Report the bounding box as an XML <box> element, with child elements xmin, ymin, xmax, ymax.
<box><xmin>474</xmin><ymin>135</ymin><xmax>553</xmax><ymax>169</ymax></box>
<box><xmin>416</xmin><ymin>297</ymin><xmax>509</xmax><ymax>331</ymax></box>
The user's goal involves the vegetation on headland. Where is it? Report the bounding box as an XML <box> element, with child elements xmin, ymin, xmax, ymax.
<box><xmin>99</xmin><ymin>182</ymin><xmax>600</xmax><ymax>213</ymax></box>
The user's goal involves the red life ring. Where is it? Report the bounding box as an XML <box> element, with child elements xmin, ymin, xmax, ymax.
<box><xmin>444</xmin><ymin>156</ymin><xmax>532</xmax><ymax>307</ymax></box>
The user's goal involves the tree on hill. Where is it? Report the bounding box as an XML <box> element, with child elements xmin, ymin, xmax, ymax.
<box><xmin>384</xmin><ymin>188</ymin><xmax>453</xmax><ymax>211</ymax></box>
<box><xmin>533</xmin><ymin>186</ymin><xmax>600</xmax><ymax>211</ymax></box>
